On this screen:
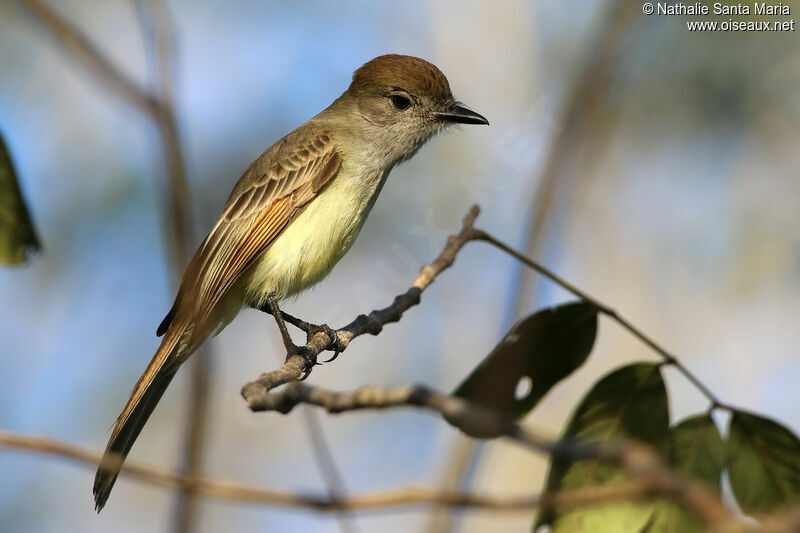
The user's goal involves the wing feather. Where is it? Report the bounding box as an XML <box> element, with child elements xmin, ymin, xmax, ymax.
<box><xmin>163</xmin><ymin>128</ymin><xmax>341</xmax><ymax>341</ymax></box>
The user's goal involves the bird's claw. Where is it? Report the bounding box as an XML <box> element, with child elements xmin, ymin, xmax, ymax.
<box><xmin>297</xmin><ymin>347</ymin><xmax>319</xmax><ymax>380</ymax></box>
<box><xmin>305</xmin><ymin>323</ymin><xmax>344</xmax><ymax>363</ymax></box>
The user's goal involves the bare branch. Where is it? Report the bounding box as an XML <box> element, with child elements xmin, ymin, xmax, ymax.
<box><xmin>508</xmin><ymin>0</ymin><xmax>640</xmax><ymax>321</ymax></box>
<box><xmin>243</xmin><ymin>200</ymin><xmax>727</xmax><ymax>417</ymax></box>
<box><xmin>240</xmin><ymin>205</ymin><xmax>481</xmax><ymax>403</ymax></box>
<box><xmin>301</xmin><ymin>408</ymin><xmax>358</xmax><ymax>533</ymax></box>
<box><xmin>16</xmin><ymin>0</ymin><xmax>155</xmax><ymax>115</ymax></box>
<box><xmin>473</xmin><ymin>230</ymin><xmax>730</xmax><ymax>411</ymax></box>
<box><xmin>244</xmin><ymin>382</ymin><xmax>741</xmax><ymax>530</ymax></box>
<box><xmin>238</xmin><ymin>203</ymin><xmax>757</xmax><ymax>530</ymax></box>
<box><xmin>16</xmin><ymin>0</ymin><xmax>194</xmax><ymax>268</ymax></box>
<box><xmin>0</xmin><ymin>429</ymin><xmax>671</xmax><ymax>515</ymax></box>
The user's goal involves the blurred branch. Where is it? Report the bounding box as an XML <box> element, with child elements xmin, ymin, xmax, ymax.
<box><xmin>0</xmin><ymin>428</ymin><xmax>536</xmax><ymax>512</ymax></box>
<box><xmin>246</xmin><ymin>383</ymin><xmax>741</xmax><ymax>530</ymax></box>
<box><xmin>6</xmin><ymin>423</ymin><xmax>800</xmax><ymax>530</ymax></box>
<box><xmin>437</xmin><ymin>5</ymin><xmax>644</xmax><ymax>531</ymax></box>
<box><xmin>301</xmin><ymin>408</ymin><xmax>358</xmax><ymax>533</ymax></box>
<box><xmin>0</xmin><ymin>200</ymin><xmax>786</xmax><ymax>528</ymax></box>
<box><xmin>16</xmin><ymin>0</ymin><xmax>154</xmax><ymax>114</ymax></box>
<box><xmin>131</xmin><ymin>1</ymin><xmax>210</xmax><ymax>531</ymax></box>
<box><xmin>508</xmin><ymin>0</ymin><xmax>640</xmax><ymax>321</ymax></box>
<box><xmin>424</xmin><ymin>436</ymin><xmax>484</xmax><ymax>533</ymax></box>
<box><xmin>134</xmin><ymin>0</ymin><xmax>176</xmax><ymax>107</ymax></box>
<box><xmin>16</xmin><ymin>0</ymin><xmax>193</xmax><ymax>268</ymax></box>
<box><xmin>17</xmin><ymin>2</ymin><xmax>212</xmax><ymax>531</ymax></box>
<box><xmin>135</xmin><ymin>2</ymin><xmax>351</xmax><ymax>530</ymax></box>
<box><xmin>0</xmin><ymin>429</ymin><xmax>664</xmax><ymax>515</ymax></box>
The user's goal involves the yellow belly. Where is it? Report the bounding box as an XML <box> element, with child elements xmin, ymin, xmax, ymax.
<box><xmin>239</xmin><ymin>166</ymin><xmax>387</xmax><ymax>307</ymax></box>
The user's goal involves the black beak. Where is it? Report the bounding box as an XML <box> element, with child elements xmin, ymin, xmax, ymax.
<box><xmin>435</xmin><ymin>104</ymin><xmax>489</xmax><ymax>126</ymax></box>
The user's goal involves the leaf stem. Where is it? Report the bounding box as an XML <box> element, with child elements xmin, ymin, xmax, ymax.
<box><xmin>473</xmin><ymin>230</ymin><xmax>733</xmax><ymax>413</ymax></box>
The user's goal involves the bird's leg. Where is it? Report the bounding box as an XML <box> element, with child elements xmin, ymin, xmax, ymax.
<box><xmin>257</xmin><ymin>303</ymin><xmax>344</xmax><ymax>362</ymax></box>
<box><xmin>263</xmin><ymin>297</ymin><xmax>299</xmax><ymax>357</ymax></box>
<box><xmin>259</xmin><ymin>304</ymin><xmax>312</xmax><ymax>332</ymax></box>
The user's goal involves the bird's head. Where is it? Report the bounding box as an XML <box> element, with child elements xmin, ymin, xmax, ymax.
<box><xmin>331</xmin><ymin>54</ymin><xmax>488</xmax><ymax>165</ymax></box>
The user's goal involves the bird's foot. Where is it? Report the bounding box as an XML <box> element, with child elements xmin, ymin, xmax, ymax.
<box><xmin>304</xmin><ymin>323</ymin><xmax>345</xmax><ymax>362</ymax></box>
<box><xmin>296</xmin><ymin>346</ymin><xmax>319</xmax><ymax>380</ymax></box>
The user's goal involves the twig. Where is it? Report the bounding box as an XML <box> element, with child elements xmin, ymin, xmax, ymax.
<box><xmin>16</xmin><ymin>0</ymin><xmax>194</xmax><ymax>268</ymax></box>
<box><xmin>473</xmin><ymin>230</ymin><xmax>731</xmax><ymax>411</ymax></box>
<box><xmin>268</xmin><ymin>331</ymin><xmax>357</xmax><ymax>533</ymax></box>
<box><xmin>246</xmin><ymin>382</ymin><xmax>740</xmax><ymax>530</ymax></box>
<box><xmin>424</xmin><ymin>436</ymin><xmax>485</xmax><ymax>533</ymax></box>
<box><xmin>239</xmin><ymin>204</ymin><xmax>744</xmax><ymax>530</ymax></box>
<box><xmin>16</xmin><ymin>0</ymin><xmax>154</xmax><ymax>114</ymax></box>
<box><xmin>0</xmin><ymin>429</ymin><xmax>669</xmax><ymax>515</ymax></box>
<box><xmin>507</xmin><ymin>0</ymin><xmax>640</xmax><ymax>322</ymax></box>
<box><xmin>301</xmin><ymin>408</ymin><xmax>358</xmax><ymax>533</ymax></box>
<box><xmin>244</xmin><ymin>203</ymin><xmax>728</xmax><ymax>415</ymax></box>
<box><xmin>240</xmin><ymin>205</ymin><xmax>481</xmax><ymax>402</ymax></box>
<box><xmin>434</xmin><ymin>4</ymin><xmax>644</xmax><ymax>532</ymax></box>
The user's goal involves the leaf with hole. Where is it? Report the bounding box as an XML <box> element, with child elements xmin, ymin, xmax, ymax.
<box><xmin>727</xmin><ymin>410</ymin><xmax>800</xmax><ymax>514</ymax></box>
<box><xmin>449</xmin><ymin>301</ymin><xmax>597</xmax><ymax>437</ymax></box>
<box><xmin>534</xmin><ymin>362</ymin><xmax>669</xmax><ymax>532</ymax></box>
<box><xmin>0</xmin><ymin>133</ymin><xmax>40</xmax><ymax>265</ymax></box>
<box><xmin>641</xmin><ymin>413</ymin><xmax>724</xmax><ymax>532</ymax></box>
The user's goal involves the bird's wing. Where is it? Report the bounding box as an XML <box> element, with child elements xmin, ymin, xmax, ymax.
<box><xmin>165</xmin><ymin>127</ymin><xmax>341</xmax><ymax>338</ymax></box>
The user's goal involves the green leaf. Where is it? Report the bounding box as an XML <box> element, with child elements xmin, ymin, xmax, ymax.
<box><xmin>642</xmin><ymin>414</ymin><xmax>724</xmax><ymax>532</ymax></box>
<box><xmin>667</xmin><ymin>414</ymin><xmax>724</xmax><ymax>490</ymax></box>
<box><xmin>451</xmin><ymin>301</ymin><xmax>597</xmax><ymax>431</ymax></box>
<box><xmin>727</xmin><ymin>410</ymin><xmax>800</xmax><ymax>514</ymax></box>
<box><xmin>534</xmin><ymin>362</ymin><xmax>669</xmax><ymax>532</ymax></box>
<box><xmin>0</xmin><ymin>133</ymin><xmax>40</xmax><ymax>265</ymax></box>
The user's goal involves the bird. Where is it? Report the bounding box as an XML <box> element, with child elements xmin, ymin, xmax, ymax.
<box><xmin>93</xmin><ymin>54</ymin><xmax>488</xmax><ymax>511</ymax></box>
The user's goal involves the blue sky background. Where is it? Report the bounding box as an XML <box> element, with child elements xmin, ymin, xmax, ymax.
<box><xmin>1</xmin><ymin>1</ymin><xmax>799</xmax><ymax>532</ymax></box>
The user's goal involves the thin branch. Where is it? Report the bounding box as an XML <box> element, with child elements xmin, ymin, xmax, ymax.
<box><xmin>243</xmin><ymin>203</ymin><xmax>728</xmax><ymax>416</ymax></box>
<box><xmin>16</xmin><ymin>0</ymin><xmax>194</xmax><ymax>268</ymax></box>
<box><xmin>440</xmin><ymin>5</ymin><xmax>642</xmax><ymax>532</ymax></box>
<box><xmin>134</xmin><ymin>0</ymin><xmax>176</xmax><ymax>108</ymax></box>
<box><xmin>131</xmin><ymin>2</ymin><xmax>209</xmax><ymax>531</ymax></box>
<box><xmin>473</xmin><ymin>230</ymin><xmax>730</xmax><ymax>411</ymax></box>
<box><xmin>301</xmin><ymin>408</ymin><xmax>358</xmax><ymax>533</ymax></box>
<box><xmin>507</xmin><ymin>0</ymin><xmax>640</xmax><ymax>322</ymax></box>
<box><xmin>424</xmin><ymin>436</ymin><xmax>485</xmax><ymax>533</ymax></box>
<box><xmin>142</xmin><ymin>8</ymin><xmax>210</xmax><ymax>532</ymax></box>
<box><xmin>268</xmin><ymin>331</ymin><xmax>358</xmax><ymax>533</ymax></box>
<box><xmin>246</xmin><ymin>383</ymin><xmax>740</xmax><ymax>530</ymax></box>
<box><xmin>238</xmin><ymin>204</ymin><xmax>747</xmax><ymax>531</ymax></box>
<box><xmin>0</xmin><ymin>429</ymin><xmax>666</xmax><ymax>515</ymax></box>
<box><xmin>240</xmin><ymin>205</ymin><xmax>481</xmax><ymax>402</ymax></box>
<box><xmin>16</xmin><ymin>0</ymin><xmax>155</xmax><ymax>115</ymax></box>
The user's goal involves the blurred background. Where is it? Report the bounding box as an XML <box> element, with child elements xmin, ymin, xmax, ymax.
<box><xmin>1</xmin><ymin>0</ymin><xmax>799</xmax><ymax>531</ymax></box>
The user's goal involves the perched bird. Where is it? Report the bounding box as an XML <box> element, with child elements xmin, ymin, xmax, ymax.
<box><xmin>93</xmin><ymin>54</ymin><xmax>488</xmax><ymax>511</ymax></box>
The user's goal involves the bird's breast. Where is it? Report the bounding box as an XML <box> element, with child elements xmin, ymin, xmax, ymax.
<box><xmin>240</xmin><ymin>164</ymin><xmax>388</xmax><ymax>306</ymax></box>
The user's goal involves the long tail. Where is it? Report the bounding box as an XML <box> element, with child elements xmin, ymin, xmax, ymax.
<box><xmin>93</xmin><ymin>327</ymin><xmax>188</xmax><ymax>511</ymax></box>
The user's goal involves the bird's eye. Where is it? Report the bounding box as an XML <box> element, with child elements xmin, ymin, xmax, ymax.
<box><xmin>390</xmin><ymin>94</ymin><xmax>412</xmax><ymax>111</ymax></box>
